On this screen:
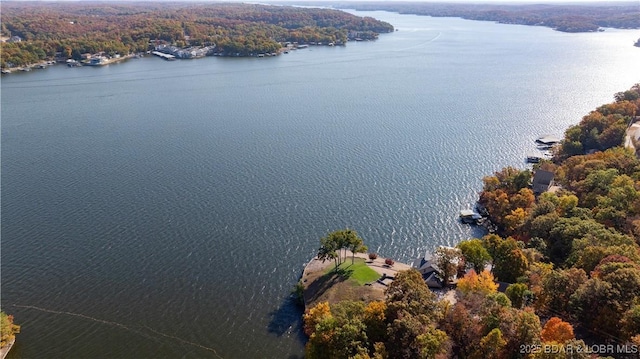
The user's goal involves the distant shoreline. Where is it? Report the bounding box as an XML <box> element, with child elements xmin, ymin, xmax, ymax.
<box><xmin>1</xmin><ymin>53</ymin><xmax>136</xmax><ymax>74</ymax></box>
<box><xmin>287</xmin><ymin>1</ymin><xmax>640</xmax><ymax>34</ymax></box>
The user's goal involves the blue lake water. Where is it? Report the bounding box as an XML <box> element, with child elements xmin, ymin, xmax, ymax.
<box><xmin>2</xmin><ymin>9</ymin><xmax>640</xmax><ymax>358</ymax></box>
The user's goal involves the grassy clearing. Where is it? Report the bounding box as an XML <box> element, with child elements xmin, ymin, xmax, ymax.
<box><xmin>325</xmin><ymin>257</ymin><xmax>380</xmax><ymax>285</ymax></box>
<box><xmin>304</xmin><ymin>257</ymin><xmax>385</xmax><ymax>307</ymax></box>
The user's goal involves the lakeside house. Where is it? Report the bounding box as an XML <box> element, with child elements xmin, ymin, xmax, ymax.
<box><xmin>532</xmin><ymin>169</ymin><xmax>555</xmax><ymax>194</ymax></box>
<box><xmin>412</xmin><ymin>247</ymin><xmax>462</xmax><ymax>288</ymax></box>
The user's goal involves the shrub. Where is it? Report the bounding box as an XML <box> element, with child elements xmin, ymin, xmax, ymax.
<box><xmin>369</xmin><ymin>252</ymin><xmax>378</xmax><ymax>260</ymax></box>
<box><xmin>385</xmin><ymin>258</ymin><xmax>394</xmax><ymax>266</ymax></box>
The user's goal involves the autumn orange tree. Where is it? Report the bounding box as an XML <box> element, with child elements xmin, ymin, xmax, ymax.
<box><xmin>540</xmin><ymin>317</ymin><xmax>574</xmax><ymax>343</ymax></box>
<box><xmin>478</xmin><ymin>167</ymin><xmax>536</xmax><ymax>235</ymax></box>
<box><xmin>457</xmin><ymin>269</ymin><xmax>498</xmax><ymax>296</ymax></box>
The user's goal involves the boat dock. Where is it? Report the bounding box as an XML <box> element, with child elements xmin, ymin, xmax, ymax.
<box><xmin>151</xmin><ymin>51</ymin><xmax>176</xmax><ymax>60</ymax></box>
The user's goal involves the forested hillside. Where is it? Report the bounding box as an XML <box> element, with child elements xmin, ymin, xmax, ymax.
<box><xmin>0</xmin><ymin>2</ymin><xmax>394</xmax><ymax>67</ymax></box>
<box><xmin>298</xmin><ymin>1</ymin><xmax>640</xmax><ymax>33</ymax></box>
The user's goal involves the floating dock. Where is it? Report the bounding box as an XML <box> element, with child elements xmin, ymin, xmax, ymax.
<box><xmin>151</xmin><ymin>51</ymin><xmax>176</xmax><ymax>61</ymax></box>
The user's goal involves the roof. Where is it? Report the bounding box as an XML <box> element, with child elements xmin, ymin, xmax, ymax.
<box><xmin>460</xmin><ymin>209</ymin><xmax>482</xmax><ymax>219</ymax></box>
<box><xmin>532</xmin><ymin>170</ymin><xmax>554</xmax><ymax>193</ymax></box>
<box><xmin>536</xmin><ymin>135</ymin><xmax>561</xmax><ymax>145</ymax></box>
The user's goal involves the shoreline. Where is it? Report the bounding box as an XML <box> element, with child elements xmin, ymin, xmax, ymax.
<box><xmin>1</xmin><ymin>53</ymin><xmax>137</xmax><ymax>74</ymax></box>
<box><xmin>300</xmin><ymin>250</ymin><xmax>412</xmax><ymax>308</ymax></box>
<box><xmin>0</xmin><ymin>338</ymin><xmax>15</xmax><ymax>359</ymax></box>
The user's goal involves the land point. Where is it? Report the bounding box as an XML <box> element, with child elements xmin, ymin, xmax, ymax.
<box><xmin>300</xmin><ymin>250</ymin><xmax>412</xmax><ymax>309</ymax></box>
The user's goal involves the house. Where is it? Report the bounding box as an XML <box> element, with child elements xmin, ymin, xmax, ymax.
<box><xmin>532</xmin><ymin>170</ymin><xmax>554</xmax><ymax>194</ymax></box>
<box><xmin>412</xmin><ymin>252</ymin><xmax>440</xmax><ymax>277</ymax></box>
<box><xmin>413</xmin><ymin>249</ymin><xmax>456</xmax><ymax>288</ymax></box>
<box><xmin>8</xmin><ymin>36</ymin><xmax>22</xmax><ymax>43</ymax></box>
<box><xmin>413</xmin><ymin>253</ymin><xmax>443</xmax><ymax>289</ymax></box>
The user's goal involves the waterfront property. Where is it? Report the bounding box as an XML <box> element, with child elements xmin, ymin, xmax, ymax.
<box><xmin>412</xmin><ymin>247</ymin><xmax>462</xmax><ymax>289</ymax></box>
<box><xmin>532</xmin><ymin>169</ymin><xmax>555</xmax><ymax>194</ymax></box>
<box><xmin>301</xmin><ymin>250</ymin><xmax>412</xmax><ymax>308</ymax></box>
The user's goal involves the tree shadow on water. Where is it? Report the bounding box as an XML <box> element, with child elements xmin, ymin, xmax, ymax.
<box><xmin>267</xmin><ymin>294</ymin><xmax>307</xmax><ymax>345</ymax></box>
<box><xmin>267</xmin><ymin>267</ymin><xmax>353</xmax><ymax>355</ymax></box>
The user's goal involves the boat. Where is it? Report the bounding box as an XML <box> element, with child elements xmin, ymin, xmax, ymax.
<box><xmin>459</xmin><ymin>209</ymin><xmax>483</xmax><ymax>224</ymax></box>
<box><xmin>66</xmin><ymin>59</ymin><xmax>82</xmax><ymax>67</ymax></box>
<box><xmin>526</xmin><ymin>153</ymin><xmax>542</xmax><ymax>163</ymax></box>
<box><xmin>535</xmin><ymin>135</ymin><xmax>561</xmax><ymax>146</ymax></box>
<box><xmin>526</xmin><ymin>150</ymin><xmax>552</xmax><ymax>163</ymax></box>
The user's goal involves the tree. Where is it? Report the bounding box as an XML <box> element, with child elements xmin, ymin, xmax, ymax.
<box><xmin>386</xmin><ymin>315</ymin><xmax>448</xmax><ymax>359</ymax></box>
<box><xmin>457</xmin><ymin>269</ymin><xmax>498</xmax><ymax>297</ymax></box>
<box><xmin>442</xmin><ymin>302</ymin><xmax>483</xmax><ymax>358</ymax></box>
<box><xmin>304</xmin><ymin>301</ymin><xmax>332</xmax><ymax>336</ymax></box>
<box><xmin>304</xmin><ymin>301</ymin><xmax>372</xmax><ymax>359</ymax></box>
<box><xmin>477</xmin><ymin>328</ymin><xmax>507</xmax><ymax>359</ymax></box>
<box><xmin>505</xmin><ymin>283</ymin><xmax>531</xmax><ymax>309</ymax></box>
<box><xmin>525</xmin><ymin>262</ymin><xmax>553</xmax><ymax>311</ymax></box>
<box><xmin>569</xmin><ymin>278</ymin><xmax>620</xmax><ymax>337</ymax></box>
<box><xmin>542</xmin><ymin>268</ymin><xmax>587</xmax><ymax>316</ymax></box>
<box><xmin>501</xmin><ymin>308</ymin><xmax>542</xmax><ymax>355</ymax></box>
<box><xmin>457</xmin><ymin>239</ymin><xmax>491</xmax><ymax>273</ymax></box>
<box><xmin>434</xmin><ymin>246</ymin><xmax>462</xmax><ymax>286</ymax></box>
<box><xmin>318</xmin><ymin>235</ymin><xmax>339</xmax><ymax>270</ymax></box>
<box><xmin>540</xmin><ymin>317</ymin><xmax>574</xmax><ymax>343</ymax></box>
<box><xmin>385</xmin><ymin>269</ymin><xmax>442</xmax><ymax>322</ymax></box>
<box><xmin>0</xmin><ymin>312</ymin><xmax>20</xmax><ymax>348</ymax></box>
<box><xmin>317</xmin><ymin>229</ymin><xmax>367</xmax><ymax>269</ymax></box>
<box><xmin>416</xmin><ymin>326</ymin><xmax>449</xmax><ymax>359</ymax></box>
<box><xmin>622</xmin><ymin>305</ymin><xmax>640</xmax><ymax>341</ymax></box>
<box><xmin>482</xmin><ymin>235</ymin><xmax>528</xmax><ymax>283</ymax></box>
<box><xmin>364</xmin><ymin>301</ymin><xmax>387</xmax><ymax>344</ymax></box>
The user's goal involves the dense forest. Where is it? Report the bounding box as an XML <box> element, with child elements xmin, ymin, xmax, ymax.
<box><xmin>294</xmin><ymin>1</ymin><xmax>640</xmax><ymax>33</ymax></box>
<box><xmin>0</xmin><ymin>2</ymin><xmax>394</xmax><ymax>68</ymax></box>
<box><xmin>302</xmin><ymin>85</ymin><xmax>640</xmax><ymax>358</ymax></box>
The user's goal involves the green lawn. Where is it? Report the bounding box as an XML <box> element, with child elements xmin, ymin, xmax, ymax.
<box><xmin>325</xmin><ymin>257</ymin><xmax>381</xmax><ymax>285</ymax></box>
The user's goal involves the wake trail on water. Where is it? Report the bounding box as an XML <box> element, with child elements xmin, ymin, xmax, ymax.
<box><xmin>12</xmin><ymin>304</ymin><xmax>225</xmax><ymax>359</ymax></box>
<box><xmin>396</xmin><ymin>31</ymin><xmax>442</xmax><ymax>52</ymax></box>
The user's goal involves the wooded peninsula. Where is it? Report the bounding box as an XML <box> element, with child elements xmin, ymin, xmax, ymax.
<box><xmin>300</xmin><ymin>85</ymin><xmax>640</xmax><ymax>358</ymax></box>
<box><xmin>0</xmin><ymin>2</ymin><xmax>394</xmax><ymax>68</ymax></box>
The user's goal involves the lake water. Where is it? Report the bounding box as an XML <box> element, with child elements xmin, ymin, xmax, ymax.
<box><xmin>2</xmin><ymin>9</ymin><xmax>640</xmax><ymax>358</ymax></box>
